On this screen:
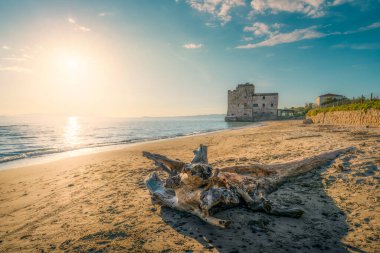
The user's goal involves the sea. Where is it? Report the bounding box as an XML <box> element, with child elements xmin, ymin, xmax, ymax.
<box><xmin>0</xmin><ymin>114</ymin><xmax>255</xmax><ymax>169</ymax></box>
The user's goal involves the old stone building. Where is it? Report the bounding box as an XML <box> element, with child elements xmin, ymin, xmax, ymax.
<box><xmin>225</xmin><ymin>83</ymin><xmax>279</xmax><ymax>122</ymax></box>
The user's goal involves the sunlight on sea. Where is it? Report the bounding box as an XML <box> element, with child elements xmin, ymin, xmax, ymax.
<box><xmin>0</xmin><ymin>115</ymin><xmax>254</xmax><ymax>168</ymax></box>
<box><xmin>64</xmin><ymin>116</ymin><xmax>80</xmax><ymax>147</ymax></box>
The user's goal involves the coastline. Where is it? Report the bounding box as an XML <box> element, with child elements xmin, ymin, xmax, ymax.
<box><xmin>0</xmin><ymin>120</ymin><xmax>378</xmax><ymax>252</ymax></box>
<box><xmin>0</xmin><ymin>122</ymin><xmax>262</xmax><ymax>171</ymax></box>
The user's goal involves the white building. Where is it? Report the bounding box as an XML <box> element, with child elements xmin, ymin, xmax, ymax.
<box><xmin>315</xmin><ymin>93</ymin><xmax>345</xmax><ymax>106</ymax></box>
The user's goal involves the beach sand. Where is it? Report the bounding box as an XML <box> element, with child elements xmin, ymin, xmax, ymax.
<box><xmin>0</xmin><ymin>120</ymin><xmax>379</xmax><ymax>252</ymax></box>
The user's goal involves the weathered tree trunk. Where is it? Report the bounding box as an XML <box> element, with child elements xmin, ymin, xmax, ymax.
<box><xmin>143</xmin><ymin>145</ymin><xmax>355</xmax><ymax>228</ymax></box>
<box><xmin>143</xmin><ymin>151</ymin><xmax>185</xmax><ymax>175</ymax></box>
<box><xmin>191</xmin><ymin>144</ymin><xmax>208</xmax><ymax>164</ymax></box>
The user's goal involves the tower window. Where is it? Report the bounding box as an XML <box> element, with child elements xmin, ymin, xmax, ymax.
<box><xmin>271</xmin><ymin>103</ymin><xmax>274</xmax><ymax>107</ymax></box>
<box><xmin>263</xmin><ymin>96</ymin><xmax>266</xmax><ymax>99</ymax></box>
<box><xmin>262</xmin><ymin>103</ymin><xmax>265</xmax><ymax>107</ymax></box>
<box><xmin>253</xmin><ymin>104</ymin><xmax>258</xmax><ymax>107</ymax></box>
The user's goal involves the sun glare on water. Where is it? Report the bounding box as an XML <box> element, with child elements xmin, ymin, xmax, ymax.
<box><xmin>64</xmin><ymin>116</ymin><xmax>80</xmax><ymax>147</ymax></box>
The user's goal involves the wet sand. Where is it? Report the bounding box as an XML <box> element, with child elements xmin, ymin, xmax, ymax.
<box><xmin>0</xmin><ymin>120</ymin><xmax>379</xmax><ymax>252</ymax></box>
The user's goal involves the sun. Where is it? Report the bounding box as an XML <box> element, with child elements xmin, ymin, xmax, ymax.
<box><xmin>51</xmin><ymin>49</ymin><xmax>90</xmax><ymax>79</ymax></box>
<box><xmin>66</xmin><ymin>57</ymin><xmax>80</xmax><ymax>71</ymax></box>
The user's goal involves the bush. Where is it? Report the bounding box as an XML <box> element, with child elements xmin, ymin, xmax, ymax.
<box><xmin>307</xmin><ymin>100</ymin><xmax>380</xmax><ymax>117</ymax></box>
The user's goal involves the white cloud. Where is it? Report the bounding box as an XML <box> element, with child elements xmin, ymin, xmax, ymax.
<box><xmin>331</xmin><ymin>0</ymin><xmax>354</xmax><ymax>6</ymax></box>
<box><xmin>360</xmin><ymin>22</ymin><xmax>380</xmax><ymax>31</ymax></box>
<box><xmin>67</xmin><ymin>17</ymin><xmax>91</xmax><ymax>32</ymax></box>
<box><xmin>205</xmin><ymin>22</ymin><xmax>218</xmax><ymax>28</ymax></box>
<box><xmin>68</xmin><ymin>17</ymin><xmax>76</xmax><ymax>24</ymax></box>
<box><xmin>187</xmin><ymin>0</ymin><xmax>245</xmax><ymax>24</ymax></box>
<box><xmin>272</xmin><ymin>23</ymin><xmax>282</xmax><ymax>29</ymax></box>
<box><xmin>242</xmin><ymin>36</ymin><xmax>254</xmax><ymax>41</ymax></box>
<box><xmin>250</xmin><ymin>0</ymin><xmax>327</xmax><ymax>18</ymax></box>
<box><xmin>78</xmin><ymin>26</ymin><xmax>91</xmax><ymax>32</ymax></box>
<box><xmin>244</xmin><ymin>22</ymin><xmax>271</xmax><ymax>36</ymax></box>
<box><xmin>0</xmin><ymin>66</ymin><xmax>32</xmax><ymax>73</ymax></box>
<box><xmin>243</xmin><ymin>22</ymin><xmax>283</xmax><ymax>37</ymax></box>
<box><xmin>22</xmin><ymin>54</ymin><xmax>33</xmax><ymax>59</ymax></box>
<box><xmin>237</xmin><ymin>26</ymin><xmax>325</xmax><ymax>48</ymax></box>
<box><xmin>98</xmin><ymin>12</ymin><xmax>114</xmax><ymax>17</ymax></box>
<box><xmin>248</xmin><ymin>0</ymin><xmax>367</xmax><ymax>18</ymax></box>
<box><xmin>2</xmin><ymin>45</ymin><xmax>10</xmax><ymax>50</ymax></box>
<box><xmin>183</xmin><ymin>43</ymin><xmax>203</xmax><ymax>49</ymax></box>
<box><xmin>337</xmin><ymin>21</ymin><xmax>380</xmax><ymax>34</ymax></box>
<box><xmin>332</xmin><ymin>43</ymin><xmax>380</xmax><ymax>50</ymax></box>
<box><xmin>237</xmin><ymin>21</ymin><xmax>380</xmax><ymax>49</ymax></box>
<box><xmin>299</xmin><ymin>45</ymin><xmax>313</xmax><ymax>49</ymax></box>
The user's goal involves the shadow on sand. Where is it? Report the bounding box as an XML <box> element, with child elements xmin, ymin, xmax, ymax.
<box><xmin>160</xmin><ymin>166</ymin><xmax>358</xmax><ymax>253</ymax></box>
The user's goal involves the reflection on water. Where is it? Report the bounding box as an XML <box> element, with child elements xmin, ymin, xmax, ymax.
<box><xmin>0</xmin><ymin>115</ymin><xmax>256</xmax><ymax>166</ymax></box>
<box><xmin>64</xmin><ymin>116</ymin><xmax>80</xmax><ymax>147</ymax></box>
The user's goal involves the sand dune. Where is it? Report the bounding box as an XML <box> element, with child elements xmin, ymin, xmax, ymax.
<box><xmin>0</xmin><ymin>120</ymin><xmax>379</xmax><ymax>252</ymax></box>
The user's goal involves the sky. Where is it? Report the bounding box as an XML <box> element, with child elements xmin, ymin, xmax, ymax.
<box><xmin>0</xmin><ymin>0</ymin><xmax>379</xmax><ymax>117</ymax></box>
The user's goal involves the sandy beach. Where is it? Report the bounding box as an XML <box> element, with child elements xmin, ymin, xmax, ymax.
<box><xmin>0</xmin><ymin>120</ymin><xmax>379</xmax><ymax>252</ymax></box>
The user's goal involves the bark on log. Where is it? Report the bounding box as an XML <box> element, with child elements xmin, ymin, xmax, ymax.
<box><xmin>143</xmin><ymin>151</ymin><xmax>185</xmax><ymax>175</ymax></box>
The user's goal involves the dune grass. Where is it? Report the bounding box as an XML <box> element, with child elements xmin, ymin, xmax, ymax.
<box><xmin>307</xmin><ymin>100</ymin><xmax>380</xmax><ymax>117</ymax></box>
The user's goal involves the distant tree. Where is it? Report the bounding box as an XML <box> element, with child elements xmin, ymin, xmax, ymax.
<box><xmin>283</xmin><ymin>103</ymin><xmax>314</xmax><ymax>117</ymax></box>
<box><xmin>300</xmin><ymin>103</ymin><xmax>314</xmax><ymax>115</ymax></box>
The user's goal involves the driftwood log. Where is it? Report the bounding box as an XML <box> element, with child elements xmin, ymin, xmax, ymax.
<box><xmin>143</xmin><ymin>144</ymin><xmax>354</xmax><ymax>228</ymax></box>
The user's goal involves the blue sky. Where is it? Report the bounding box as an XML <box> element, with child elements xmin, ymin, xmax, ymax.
<box><xmin>0</xmin><ymin>0</ymin><xmax>379</xmax><ymax>116</ymax></box>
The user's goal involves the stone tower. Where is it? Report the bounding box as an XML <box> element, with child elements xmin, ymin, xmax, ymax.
<box><xmin>225</xmin><ymin>83</ymin><xmax>279</xmax><ymax>122</ymax></box>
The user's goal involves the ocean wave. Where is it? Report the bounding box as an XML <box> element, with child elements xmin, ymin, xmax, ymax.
<box><xmin>0</xmin><ymin>115</ymin><xmax>254</xmax><ymax>165</ymax></box>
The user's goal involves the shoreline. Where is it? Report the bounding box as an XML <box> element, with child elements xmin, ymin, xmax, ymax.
<box><xmin>0</xmin><ymin>122</ymin><xmax>262</xmax><ymax>171</ymax></box>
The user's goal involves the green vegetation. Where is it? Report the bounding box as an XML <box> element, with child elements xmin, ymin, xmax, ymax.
<box><xmin>287</xmin><ymin>103</ymin><xmax>314</xmax><ymax>116</ymax></box>
<box><xmin>321</xmin><ymin>97</ymin><xmax>340</xmax><ymax>105</ymax></box>
<box><xmin>307</xmin><ymin>100</ymin><xmax>380</xmax><ymax>117</ymax></box>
